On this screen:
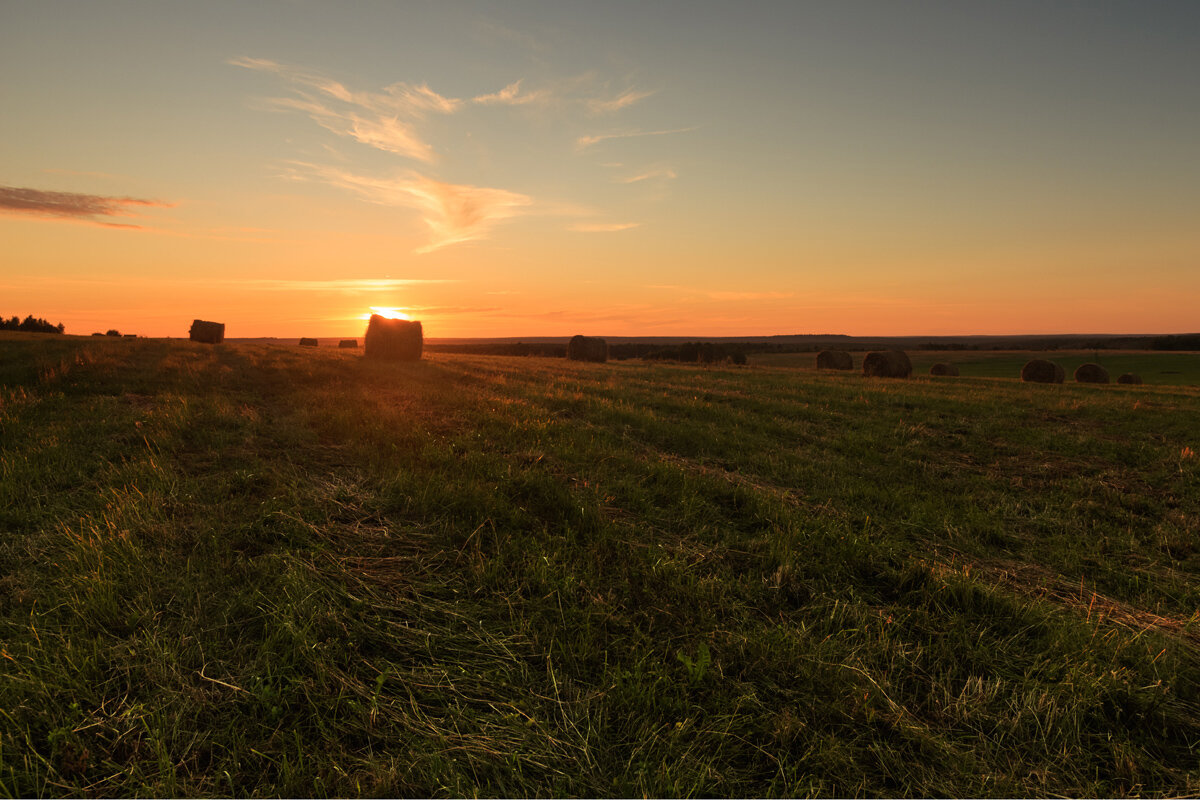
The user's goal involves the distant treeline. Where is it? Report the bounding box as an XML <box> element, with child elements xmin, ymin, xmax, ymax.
<box><xmin>1150</xmin><ymin>334</ymin><xmax>1200</xmax><ymax>351</ymax></box>
<box><xmin>2</xmin><ymin>315</ymin><xmax>64</xmax><ymax>334</ymax></box>
<box><xmin>426</xmin><ymin>341</ymin><xmax>751</xmax><ymax>363</ymax></box>
<box><xmin>429</xmin><ymin>334</ymin><xmax>1200</xmax><ymax>360</ymax></box>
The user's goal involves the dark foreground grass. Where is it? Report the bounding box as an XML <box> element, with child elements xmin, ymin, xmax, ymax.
<box><xmin>754</xmin><ymin>349</ymin><xmax>1200</xmax><ymax>386</ymax></box>
<box><xmin>2</xmin><ymin>332</ymin><xmax>1199</xmax><ymax>796</ymax></box>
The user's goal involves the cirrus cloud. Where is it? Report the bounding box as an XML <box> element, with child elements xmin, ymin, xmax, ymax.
<box><xmin>569</xmin><ymin>222</ymin><xmax>641</xmax><ymax>233</ymax></box>
<box><xmin>232</xmin><ymin>57</ymin><xmax>461</xmax><ymax>162</ymax></box>
<box><xmin>587</xmin><ymin>88</ymin><xmax>656</xmax><ymax>114</ymax></box>
<box><xmin>289</xmin><ymin>163</ymin><xmax>531</xmax><ymax>253</ymax></box>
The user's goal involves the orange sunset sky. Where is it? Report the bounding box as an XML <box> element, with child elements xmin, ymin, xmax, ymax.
<box><xmin>2</xmin><ymin>1</ymin><xmax>1198</xmax><ymax>339</ymax></box>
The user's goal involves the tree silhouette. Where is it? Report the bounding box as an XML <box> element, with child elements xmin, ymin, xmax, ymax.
<box><xmin>2</xmin><ymin>314</ymin><xmax>64</xmax><ymax>333</ymax></box>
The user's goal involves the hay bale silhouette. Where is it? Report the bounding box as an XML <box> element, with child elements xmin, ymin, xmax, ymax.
<box><xmin>299</xmin><ymin>337</ymin><xmax>318</xmax><ymax>347</ymax></box>
<box><xmin>364</xmin><ymin>315</ymin><xmax>422</xmax><ymax>361</ymax></box>
<box><xmin>816</xmin><ymin>350</ymin><xmax>853</xmax><ymax>370</ymax></box>
<box><xmin>189</xmin><ymin>319</ymin><xmax>225</xmax><ymax>344</ymax></box>
<box><xmin>567</xmin><ymin>335</ymin><xmax>608</xmax><ymax>363</ymax></box>
<box><xmin>1074</xmin><ymin>363</ymin><xmax>1110</xmax><ymax>384</ymax></box>
<box><xmin>1021</xmin><ymin>359</ymin><xmax>1064</xmax><ymax>383</ymax></box>
<box><xmin>862</xmin><ymin>350</ymin><xmax>912</xmax><ymax>378</ymax></box>
<box><xmin>338</xmin><ymin>339</ymin><xmax>358</xmax><ymax>349</ymax></box>
<box><xmin>929</xmin><ymin>362</ymin><xmax>960</xmax><ymax>377</ymax></box>
<box><xmin>1117</xmin><ymin>373</ymin><xmax>1143</xmax><ymax>385</ymax></box>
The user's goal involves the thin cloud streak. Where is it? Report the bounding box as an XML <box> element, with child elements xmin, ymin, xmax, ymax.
<box><xmin>569</xmin><ymin>222</ymin><xmax>640</xmax><ymax>232</ymax></box>
<box><xmin>0</xmin><ymin>185</ymin><xmax>171</xmax><ymax>228</ymax></box>
<box><xmin>587</xmin><ymin>88</ymin><xmax>656</xmax><ymax>114</ymax></box>
<box><xmin>576</xmin><ymin>126</ymin><xmax>698</xmax><ymax>150</ymax></box>
<box><xmin>236</xmin><ymin>278</ymin><xmax>457</xmax><ymax>292</ymax></box>
<box><xmin>232</xmin><ymin>57</ymin><xmax>460</xmax><ymax>162</ymax></box>
<box><xmin>473</xmin><ymin>80</ymin><xmax>551</xmax><ymax>106</ymax></box>
<box><xmin>293</xmin><ymin>163</ymin><xmax>532</xmax><ymax>253</ymax></box>
<box><xmin>616</xmin><ymin>167</ymin><xmax>677</xmax><ymax>183</ymax></box>
<box><xmin>644</xmin><ymin>284</ymin><xmax>795</xmax><ymax>301</ymax></box>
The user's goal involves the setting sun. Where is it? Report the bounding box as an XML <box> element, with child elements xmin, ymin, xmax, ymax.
<box><xmin>363</xmin><ymin>307</ymin><xmax>411</xmax><ymax>321</ymax></box>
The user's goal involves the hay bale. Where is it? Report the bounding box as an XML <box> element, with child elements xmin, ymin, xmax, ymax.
<box><xmin>929</xmin><ymin>362</ymin><xmax>960</xmax><ymax>377</ymax></box>
<box><xmin>816</xmin><ymin>350</ymin><xmax>853</xmax><ymax>370</ymax></box>
<box><xmin>298</xmin><ymin>337</ymin><xmax>319</xmax><ymax>347</ymax></box>
<box><xmin>1117</xmin><ymin>373</ymin><xmax>1142</xmax><ymax>385</ymax></box>
<box><xmin>1021</xmin><ymin>359</ymin><xmax>1064</xmax><ymax>383</ymax></box>
<box><xmin>862</xmin><ymin>350</ymin><xmax>912</xmax><ymax>378</ymax></box>
<box><xmin>1074</xmin><ymin>363</ymin><xmax>1110</xmax><ymax>384</ymax></box>
<box><xmin>364</xmin><ymin>315</ymin><xmax>422</xmax><ymax>361</ymax></box>
<box><xmin>567</xmin><ymin>335</ymin><xmax>608</xmax><ymax>363</ymax></box>
<box><xmin>189</xmin><ymin>319</ymin><xmax>225</xmax><ymax>344</ymax></box>
<box><xmin>338</xmin><ymin>339</ymin><xmax>358</xmax><ymax>349</ymax></box>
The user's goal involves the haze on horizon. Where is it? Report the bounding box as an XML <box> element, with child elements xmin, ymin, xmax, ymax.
<box><xmin>2</xmin><ymin>1</ymin><xmax>1198</xmax><ymax>340</ymax></box>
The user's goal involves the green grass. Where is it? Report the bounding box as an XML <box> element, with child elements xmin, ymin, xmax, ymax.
<box><xmin>752</xmin><ymin>348</ymin><xmax>1200</xmax><ymax>385</ymax></box>
<box><xmin>2</xmin><ymin>332</ymin><xmax>1199</xmax><ymax>796</ymax></box>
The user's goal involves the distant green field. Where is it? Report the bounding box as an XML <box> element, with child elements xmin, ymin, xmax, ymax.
<box><xmin>2</xmin><ymin>332</ymin><xmax>1200</xmax><ymax>796</ymax></box>
<box><xmin>752</xmin><ymin>348</ymin><xmax>1200</xmax><ymax>385</ymax></box>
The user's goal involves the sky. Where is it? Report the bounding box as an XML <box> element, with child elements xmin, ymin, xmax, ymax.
<box><xmin>2</xmin><ymin>0</ymin><xmax>1198</xmax><ymax>339</ymax></box>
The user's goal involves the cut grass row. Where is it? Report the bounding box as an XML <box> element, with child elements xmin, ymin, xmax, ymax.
<box><xmin>1</xmin><ymin>334</ymin><xmax>1198</xmax><ymax>795</ymax></box>
<box><xmin>751</xmin><ymin>348</ymin><xmax>1200</xmax><ymax>385</ymax></box>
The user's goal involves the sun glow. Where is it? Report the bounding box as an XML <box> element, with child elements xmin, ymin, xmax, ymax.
<box><xmin>362</xmin><ymin>306</ymin><xmax>411</xmax><ymax>321</ymax></box>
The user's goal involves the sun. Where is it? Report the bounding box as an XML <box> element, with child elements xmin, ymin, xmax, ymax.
<box><xmin>361</xmin><ymin>306</ymin><xmax>411</xmax><ymax>321</ymax></box>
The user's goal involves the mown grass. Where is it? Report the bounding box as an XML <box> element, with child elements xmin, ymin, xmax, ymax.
<box><xmin>2</xmin><ymin>331</ymin><xmax>1199</xmax><ymax>796</ymax></box>
<box><xmin>753</xmin><ymin>349</ymin><xmax>1200</xmax><ymax>385</ymax></box>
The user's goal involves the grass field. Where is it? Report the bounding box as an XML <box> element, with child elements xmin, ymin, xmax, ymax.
<box><xmin>2</xmin><ymin>332</ymin><xmax>1199</xmax><ymax>796</ymax></box>
<box><xmin>752</xmin><ymin>349</ymin><xmax>1200</xmax><ymax>385</ymax></box>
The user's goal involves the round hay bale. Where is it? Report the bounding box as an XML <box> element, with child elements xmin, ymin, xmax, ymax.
<box><xmin>862</xmin><ymin>350</ymin><xmax>912</xmax><ymax>378</ymax></box>
<box><xmin>567</xmin><ymin>335</ymin><xmax>608</xmax><ymax>363</ymax></box>
<box><xmin>816</xmin><ymin>350</ymin><xmax>853</xmax><ymax>370</ymax></box>
<box><xmin>1116</xmin><ymin>373</ymin><xmax>1142</xmax><ymax>385</ymax></box>
<box><xmin>1021</xmin><ymin>359</ymin><xmax>1064</xmax><ymax>383</ymax></box>
<box><xmin>338</xmin><ymin>339</ymin><xmax>358</xmax><ymax>349</ymax></box>
<box><xmin>1074</xmin><ymin>363</ymin><xmax>1110</xmax><ymax>384</ymax></box>
<box><xmin>364</xmin><ymin>315</ymin><xmax>423</xmax><ymax>361</ymax></box>
<box><xmin>189</xmin><ymin>319</ymin><xmax>225</xmax><ymax>344</ymax></box>
<box><xmin>929</xmin><ymin>362</ymin><xmax>960</xmax><ymax>377</ymax></box>
<box><xmin>298</xmin><ymin>337</ymin><xmax>319</xmax><ymax>347</ymax></box>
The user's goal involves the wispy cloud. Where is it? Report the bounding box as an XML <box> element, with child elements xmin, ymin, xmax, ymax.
<box><xmin>576</xmin><ymin>126</ymin><xmax>698</xmax><ymax>150</ymax></box>
<box><xmin>616</xmin><ymin>167</ymin><xmax>677</xmax><ymax>183</ymax></box>
<box><xmin>404</xmin><ymin>305</ymin><xmax>502</xmax><ymax>315</ymax></box>
<box><xmin>568</xmin><ymin>222</ymin><xmax>640</xmax><ymax>233</ymax></box>
<box><xmin>707</xmin><ymin>291</ymin><xmax>795</xmax><ymax>301</ymax></box>
<box><xmin>587</xmin><ymin>88</ymin><xmax>656</xmax><ymax>114</ymax></box>
<box><xmin>292</xmin><ymin>163</ymin><xmax>531</xmax><ymax>252</ymax></box>
<box><xmin>473</xmin><ymin>79</ymin><xmax>551</xmax><ymax>106</ymax></box>
<box><xmin>235</xmin><ymin>278</ymin><xmax>457</xmax><ymax>292</ymax></box>
<box><xmin>645</xmin><ymin>284</ymin><xmax>794</xmax><ymax>302</ymax></box>
<box><xmin>232</xmin><ymin>57</ymin><xmax>461</xmax><ymax>162</ymax></box>
<box><xmin>0</xmin><ymin>185</ymin><xmax>171</xmax><ymax>229</ymax></box>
